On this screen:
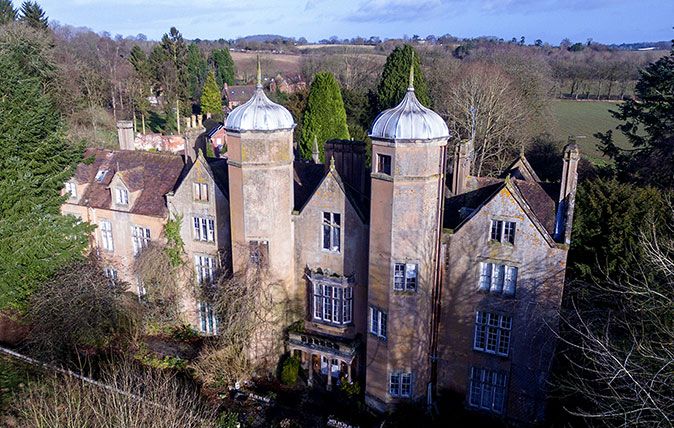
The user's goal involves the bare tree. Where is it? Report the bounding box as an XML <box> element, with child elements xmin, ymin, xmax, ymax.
<box><xmin>25</xmin><ymin>255</ymin><xmax>140</xmax><ymax>362</ymax></box>
<box><xmin>17</xmin><ymin>359</ymin><xmax>217</xmax><ymax>427</ymax></box>
<box><xmin>556</xmin><ymin>222</ymin><xmax>674</xmax><ymax>427</ymax></box>
<box><xmin>436</xmin><ymin>62</ymin><xmax>529</xmax><ymax>176</ymax></box>
<box><xmin>191</xmin><ymin>250</ymin><xmax>285</xmax><ymax>388</ymax></box>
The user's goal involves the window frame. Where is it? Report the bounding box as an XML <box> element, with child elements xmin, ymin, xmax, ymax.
<box><xmin>100</xmin><ymin>220</ymin><xmax>114</xmax><ymax>251</ymax></box>
<box><xmin>473</xmin><ymin>311</ymin><xmax>513</xmax><ymax>357</ymax></box>
<box><xmin>368</xmin><ymin>306</ymin><xmax>387</xmax><ymax>339</ymax></box>
<box><xmin>131</xmin><ymin>225</ymin><xmax>151</xmax><ymax>256</ymax></box>
<box><xmin>389</xmin><ymin>371</ymin><xmax>412</xmax><ymax>398</ymax></box>
<box><xmin>393</xmin><ymin>262</ymin><xmax>418</xmax><ymax>291</ymax></box>
<box><xmin>194</xmin><ymin>254</ymin><xmax>215</xmax><ymax>285</ymax></box>
<box><xmin>376</xmin><ymin>153</ymin><xmax>392</xmax><ymax>176</ymax></box>
<box><xmin>321</xmin><ymin>212</ymin><xmax>341</xmax><ymax>253</ymax></box>
<box><xmin>193</xmin><ymin>182</ymin><xmax>209</xmax><ymax>202</ymax></box>
<box><xmin>192</xmin><ymin>216</ymin><xmax>215</xmax><ymax>242</ymax></box>
<box><xmin>478</xmin><ymin>262</ymin><xmax>518</xmax><ymax>297</ymax></box>
<box><xmin>198</xmin><ymin>301</ymin><xmax>218</xmax><ymax>335</ymax></box>
<box><xmin>311</xmin><ymin>279</ymin><xmax>353</xmax><ymax>326</ymax></box>
<box><xmin>468</xmin><ymin>367</ymin><xmax>508</xmax><ymax>414</ymax></box>
<box><xmin>64</xmin><ymin>182</ymin><xmax>77</xmax><ymax>199</ymax></box>
<box><xmin>489</xmin><ymin>219</ymin><xmax>516</xmax><ymax>245</ymax></box>
<box><xmin>115</xmin><ymin>187</ymin><xmax>129</xmax><ymax>206</ymax></box>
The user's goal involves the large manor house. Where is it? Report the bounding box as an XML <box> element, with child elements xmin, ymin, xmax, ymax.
<box><xmin>61</xmin><ymin>64</ymin><xmax>579</xmax><ymax>425</ymax></box>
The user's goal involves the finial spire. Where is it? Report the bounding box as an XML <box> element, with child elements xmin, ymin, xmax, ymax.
<box><xmin>329</xmin><ymin>155</ymin><xmax>336</xmax><ymax>171</ymax></box>
<box><xmin>312</xmin><ymin>135</ymin><xmax>320</xmax><ymax>164</ymax></box>
<box><xmin>408</xmin><ymin>51</ymin><xmax>415</xmax><ymax>91</ymax></box>
<box><xmin>256</xmin><ymin>55</ymin><xmax>262</xmax><ymax>89</ymax></box>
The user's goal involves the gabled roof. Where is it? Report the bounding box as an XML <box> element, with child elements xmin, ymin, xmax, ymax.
<box><xmin>444</xmin><ymin>175</ymin><xmax>558</xmax><ymax>245</ymax></box>
<box><xmin>72</xmin><ymin>149</ymin><xmax>185</xmax><ymax>217</ymax></box>
<box><xmin>293</xmin><ymin>161</ymin><xmax>369</xmax><ymax>223</ymax></box>
<box><xmin>224</xmin><ymin>85</ymin><xmax>256</xmax><ymax>104</ymax></box>
<box><xmin>502</xmin><ymin>155</ymin><xmax>541</xmax><ymax>182</ymax></box>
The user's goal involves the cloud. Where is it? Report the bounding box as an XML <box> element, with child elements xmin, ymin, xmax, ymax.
<box><xmin>346</xmin><ymin>0</ymin><xmax>449</xmax><ymax>23</ymax></box>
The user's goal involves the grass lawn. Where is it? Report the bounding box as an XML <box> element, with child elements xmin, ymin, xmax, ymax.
<box><xmin>550</xmin><ymin>99</ymin><xmax>631</xmax><ymax>163</ymax></box>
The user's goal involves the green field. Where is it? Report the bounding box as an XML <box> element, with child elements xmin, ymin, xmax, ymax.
<box><xmin>550</xmin><ymin>99</ymin><xmax>631</xmax><ymax>162</ymax></box>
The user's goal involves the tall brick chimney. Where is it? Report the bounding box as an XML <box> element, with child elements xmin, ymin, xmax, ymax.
<box><xmin>451</xmin><ymin>139</ymin><xmax>473</xmax><ymax>195</ymax></box>
<box><xmin>117</xmin><ymin>120</ymin><xmax>134</xmax><ymax>150</ymax></box>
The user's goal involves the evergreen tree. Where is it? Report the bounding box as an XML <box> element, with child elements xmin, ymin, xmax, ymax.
<box><xmin>0</xmin><ymin>25</ymin><xmax>90</xmax><ymax>310</ymax></box>
<box><xmin>376</xmin><ymin>44</ymin><xmax>430</xmax><ymax>110</ymax></box>
<box><xmin>209</xmin><ymin>48</ymin><xmax>235</xmax><ymax>87</ymax></box>
<box><xmin>159</xmin><ymin>27</ymin><xmax>189</xmax><ymax>111</ymax></box>
<box><xmin>19</xmin><ymin>0</ymin><xmax>47</xmax><ymax>30</ymax></box>
<box><xmin>0</xmin><ymin>0</ymin><xmax>16</xmax><ymax>24</ymax></box>
<box><xmin>299</xmin><ymin>71</ymin><xmax>350</xmax><ymax>161</ymax></box>
<box><xmin>598</xmin><ymin>42</ymin><xmax>674</xmax><ymax>189</ymax></box>
<box><xmin>187</xmin><ymin>43</ymin><xmax>207</xmax><ymax>101</ymax></box>
<box><xmin>129</xmin><ymin>45</ymin><xmax>151</xmax><ymax>80</ymax></box>
<box><xmin>200</xmin><ymin>69</ymin><xmax>222</xmax><ymax>117</ymax></box>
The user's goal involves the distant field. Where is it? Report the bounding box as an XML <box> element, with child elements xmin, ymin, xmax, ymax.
<box><xmin>550</xmin><ymin>99</ymin><xmax>630</xmax><ymax>162</ymax></box>
<box><xmin>230</xmin><ymin>51</ymin><xmax>302</xmax><ymax>80</ymax></box>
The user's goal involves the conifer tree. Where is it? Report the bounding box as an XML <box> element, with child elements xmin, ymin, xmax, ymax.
<box><xmin>19</xmin><ymin>1</ymin><xmax>47</xmax><ymax>30</ymax></box>
<box><xmin>299</xmin><ymin>71</ymin><xmax>350</xmax><ymax>161</ymax></box>
<box><xmin>376</xmin><ymin>44</ymin><xmax>430</xmax><ymax>110</ymax></box>
<box><xmin>200</xmin><ymin>69</ymin><xmax>222</xmax><ymax>117</ymax></box>
<box><xmin>0</xmin><ymin>25</ymin><xmax>90</xmax><ymax>310</ymax></box>
<box><xmin>209</xmin><ymin>48</ymin><xmax>236</xmax><ymax>87</ymax></box>
<box><xmin>187</xmin><ymin>43</ymin><xmax>207</xmax><ymax>101</ymax></box>
<box><xmin>0</xmin><ymin>0</ymin><xmax>16</xmax><ymax>24</ymax></box>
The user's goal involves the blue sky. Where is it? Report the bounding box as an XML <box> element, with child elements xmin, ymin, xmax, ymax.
<box><xmin>39</xmin><ymin>0</ymin><xmax>673</xmax><ymax>44</ymax></box>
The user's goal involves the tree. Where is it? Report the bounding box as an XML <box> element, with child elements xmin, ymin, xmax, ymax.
<box><xmin>376</xmin><ymin>44</ymin><xmax>430</xmax><ymax>110</ymax></box>
<box><xmin>186</xmin><ymin>43</ymin><xmax>207</xmax><ymax>101</ymax></box>
<box><xmin>19</xmin><ymin>1</ymin><xmax>47</xmax><ymax>30</ymax></box>
<box><xmin>25</xmin><ymin>255</ymin><xmax>138</xmax><ymax>361</ymax></box>
<box><xmin>0</xmin><ymin>24</ymin><xmax>91</xmax><ymax>311</ymax></box>
<box><xmin>298</xmin><ymin>71</ymin><xmax>350</xmax><ymax>161</ymax></box>
<box><xmin>209</xmin><ymin>47</ymin><xmax>235</xmax><ymax>87</ymax></box>
<box><xmin>557</xmin><ymin>222</ymin><xmax>674</xmax><ymax>427</ymax></box>
<box><xmin>0</xmin><ymin>0</ymin><xmax>16</xmax><ymax>24</ymax></box>
<box><xmin>200</xmin><ymin>69</ymin><xmax>222</xmax><ymax>117</ymax></box>
<box><xmin>597</xmin><ymin>43</ymin><xmax>674</xmax><ymax>189</ymax></box>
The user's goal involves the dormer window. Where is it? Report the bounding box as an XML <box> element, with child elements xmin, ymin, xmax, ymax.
<box><xmin>64</xmin><ymin>182</ymin><xmax>77</xmax><ymax>199</ymax></box>
<box><xmin>490</xmin><ymin>220</ymin><xmax>516</xmax><ymax>244</ymax></box>
<box><xmin>377</xmin><ymin>154</ymin><xmax>392</xmax><ymax>175</ymax></box>
<box><xmin>193</xmin><ymin>183</ymin><xmax>209</xmax><ymax>202</ymax></box>
<box><xmin>95</xmin><ymin>169</ymin><xmax>108</xmax><ymax>183</ymax></box>
<box><xmin>115</xmin><ymin>187</ymin><xmax>129</xmax><ymax>205</ymax></box>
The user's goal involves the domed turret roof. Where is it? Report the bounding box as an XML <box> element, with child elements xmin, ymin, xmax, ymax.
<box><xmin>225</xmin><ymin>59</ymin><xmax>295</xmax><ymax>133</ymax></box>
<box><xmin>370</xmin><ymin>64</ymin><xmax>449</xmax><ymax>141</ymax></box>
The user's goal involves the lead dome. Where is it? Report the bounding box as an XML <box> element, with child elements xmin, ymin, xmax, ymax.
<box><xmin>370</xmin><ymin>64</ymin><xmax>449</xmax><ymax>141</ymax></box>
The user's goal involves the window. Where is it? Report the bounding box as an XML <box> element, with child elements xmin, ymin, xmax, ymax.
<box><xmin>312</xmin><ymin>281</ymin><xmax>353</xmax><ymax>325</ymax></box>
<box><xmin>393</xmin><ymin>263</ymin><xmax>417</xmax><ymax>291</ymax></box>
<box><xmin>131</xmin><ymin>226</ymin><xmax>151</xmax><ymax>255</ymax></box>
<box><xmin>64</xmin><ymin>182</ymin><xmax>77</xmax><ymax>199</ymax></box>
<box><xmin>95</xmin><ymin>169</ymin><xmax>108</xmax><ymax>183</ymax></box>
<box><xmin>198</xmin><ymin>302</ymin><xmax>218</xmax><ymax>335</ymax></box>
<box><xmin>249</xmin><ymin>240</ymin><xmax>269</xmax><ymax>266</ymax></box>
<box><xmin>474</xmin><ymin>311</ymin><xmax>512</xmax><ymax>356</ymax></box>
<box><xmin>103</xmin><ymin>267</ymin><xmax>117</xmax><ymax>282</ymax></box>
<box><xmin>377</xmin><ymin>154</ymin><xmax>392</xmax><ymax>175</ymax></box>
<box><xmin>115</xmin><ymin>187</ymin><xmax>129</xmax><ymax>205</ymax></box>
<box><xmin>389</xmin><ymin>372</ymin><xmax>412</xmax><ymax>398</ymax></box>
<box><xmin>469</xmin><ymin>367</ymin><xmax>507</xmax><ymax>413</ymax></box>
<box><xmin>490</xmin><ymin>220</ymin><xmax>516</xmax><ymax>244</ymax></box>
<box><xmin>478</xmin><ymin>262</ymin><xmax>518</xmax><ymax>296</ymax></box>
<box><xmin>322</xmin><ymin>212</ymin><xmax>341</xmax><ymax>252</ymax></box>
<box><xmin>193</xmin><ymin>183</ymin><xmax>209</xmax><ymax>201</ymax></box>
<box><xmin>136</xmin><ymin>276</ymin><xmax>146</xmax><ymax>298</ymax></box>
<box><xmin>193</xmin><ymin>217</ymin><xmax>215</xmax><ymax>242</ymax></box>
<box><xmin>369</xmin><ymin>306</ymin><xmax>387</xmax><ymax>339</ymax></box>
<box><xmin>100</xmin><ymin>220</ymin><xmax>113</xmax><ymax>251</ymax></box>
<box><xmin>195</xmin><ymin>255</ymin><xmax>215</xmax><ymax>285</ymax></box>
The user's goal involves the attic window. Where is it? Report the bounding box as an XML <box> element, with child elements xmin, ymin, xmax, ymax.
<box><xmin>95</xmin><ymin>169</ymin><xmax>108</xmax><ymax>183</ymax></box>
<box><xmin>115</xmin><ymin>188</ymin><xmax>129</xmax><ymax>205</ymax></box>
<box><xmin>377</xmin><ymin>154</ymin><xmax>392</xmax><ymax>176</ymax></box>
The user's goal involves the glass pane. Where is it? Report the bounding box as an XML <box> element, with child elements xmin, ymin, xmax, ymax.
<box><xmin>323</xmin><ymin>225</ymin><xmax>331</xmax><ymax>249</ymax></box>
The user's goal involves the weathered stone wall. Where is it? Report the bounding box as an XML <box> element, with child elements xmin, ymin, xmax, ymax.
<box><xmin>366</xmin><ymin>138</ymin><xmax>447</xmax><ymax>409</ymax></box>
<box><xmin>437</xmin><ymin>186</ymin><xmax>567</xmax><ymax>424</ymax></box>
<box><xmin>293</xmin><ymin>169</ymin><xmax>369</xmax><ymax>339</ymax></box>
<box><xmin>166</xmin><ymin>156</ymin><xmax>231</xmax><ymax>328</ymax></box>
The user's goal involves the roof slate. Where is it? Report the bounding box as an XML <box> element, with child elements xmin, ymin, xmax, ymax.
<box><xmin>74</xmin><ymin>149</ymin><xmax>185</xmax><ymax>217</ymax></box>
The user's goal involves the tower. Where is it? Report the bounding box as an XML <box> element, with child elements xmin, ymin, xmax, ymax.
<box><xmin>555</xmin><ymin>140</ymin><xmax>580</xmax><ymax>244</ymax></box>
<box><xmin>365</xmin><ymin>64</ymin><xmax>450</xmax><ymax>409</ymax></box>
<box><xmin>225</xmin><ymin>59</ymin><xmax>296</xmax><ymax>368</ymax></box>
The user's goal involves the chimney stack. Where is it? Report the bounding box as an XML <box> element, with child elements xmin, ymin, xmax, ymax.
<box><xmin>555</xmin><ymin>139</ymin><xmax>580</xmax><ymax>244</ymax></box>
<box><xmin>116</xmin><ymin>120</ymin><xmax>135</xmax><ymax>150</ymax></box>
<box><xmin>190</xmin><ymin>114</ymin><xmax>196</xmax><ymax>128</ymax></box>
<box><xmin>197</xmin><ymin>114</ymin><xmax>203</xmax><ymax>128</ymax></box>
<box><xmin>451</xmin><ymin>139</ymin><xmax>473</xmax><ymax>195</ymax></box>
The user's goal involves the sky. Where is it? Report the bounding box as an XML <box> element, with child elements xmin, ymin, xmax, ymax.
<box><xmin>38</xmin><ymin>0</ymin><xmax>673</xmax><ymax>44</ymax></box>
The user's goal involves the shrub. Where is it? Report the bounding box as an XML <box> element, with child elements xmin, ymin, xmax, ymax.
<box><xmin>279</xmin><ymin>355</ymin><xmax>300</xmax><ymax>386</ymax></box>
